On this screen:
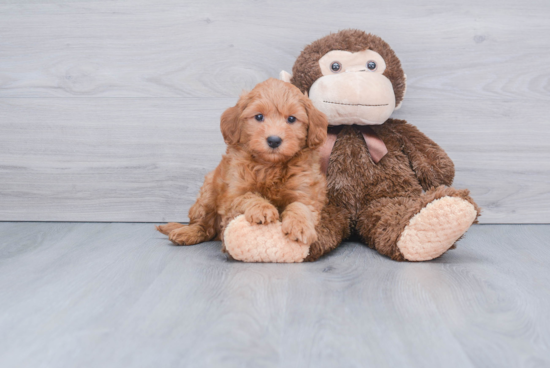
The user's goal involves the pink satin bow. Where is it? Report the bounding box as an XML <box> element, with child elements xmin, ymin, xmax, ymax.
<box><xmin>319</xmin><ymin>125</ymin><xmax>388</xmax><ymax>175</ymax></box>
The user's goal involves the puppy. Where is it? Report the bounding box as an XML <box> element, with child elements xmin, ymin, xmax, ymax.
<box><xmin>157</xmin><ymin>78</ymin><xmax>328</xmax><ymax>248</ymax></box>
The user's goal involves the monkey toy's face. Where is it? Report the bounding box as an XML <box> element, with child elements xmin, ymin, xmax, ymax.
<box><xmin>309</xmin><ymin>49</ymin><xmax>396</xmax><ymax>126</ymax></box>
<box><xmin>282</xmin><ymin>30</ymin><xmax>407</xmax><ymax>128</ymax></box>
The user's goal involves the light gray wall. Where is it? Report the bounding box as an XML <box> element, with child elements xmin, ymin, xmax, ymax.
<box><xmin>0</xmin><ymin>0</ymin><xmax>548</xmax><ymax>223</ymax></box>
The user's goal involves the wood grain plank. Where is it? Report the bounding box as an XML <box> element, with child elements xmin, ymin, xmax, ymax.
<box><xmin>0</xmin><ymin>0</ymin><xmax>548</xmax><ymax>100</ymax></box>
<box><xmin>0</xmin><ymin>223</ymin><xmax>549</xmax><ymax>367</ymax></box>
<box><xmin>1</xmin><ymin>0</ymin><xmax>549</xmax><ymax>222</ymax></box>
<box><xmin>0</xmin><ymin>97</ymin><xmax>231</xmax><ymax>222</ymax></box>
<box><xmin>1</xmin><ymin>97</ymin><xmax>548</xmax><ymax>223</ymax></box>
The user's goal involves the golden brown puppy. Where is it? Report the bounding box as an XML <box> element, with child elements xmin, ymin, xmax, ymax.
<box><xmin>157</xmin><ymin>78</ymin><xmax>328</xmax><ymax>248</ymax></box>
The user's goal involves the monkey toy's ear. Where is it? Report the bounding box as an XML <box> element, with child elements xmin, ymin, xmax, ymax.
<box><xmin>279</xmin><ymin>70</ymin><xmax>292</xmax><ymax>83</ymax></box>
<box><xmin>394</xmin><ymin>74</ymin><xmax>407</xmax><ymax>110</ymax></box>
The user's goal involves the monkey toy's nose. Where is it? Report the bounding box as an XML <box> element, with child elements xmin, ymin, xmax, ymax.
<box><xmin>267</xmin><ymin>136</ymin><xmax>282</xmax><ymax>148</ymax></box>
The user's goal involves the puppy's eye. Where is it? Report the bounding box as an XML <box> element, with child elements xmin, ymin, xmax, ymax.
<box><xmin>330</xmin><ymin>62</ymin><xmax>342</xmax><ymax>73</ymax></box>
<box><xmin>287</xmin><ymin>116</ymin><xmax>296</xmax><ymax>124</ymax></box>
<box><xmin>366</xmin><ymin>61</ymin><xmax>377</xmax><ymax>71</ymax></box>
<box><xmin>254</xmin><ymin>114</ymin><xmax>264</xmax><ymax>122</ymax></box>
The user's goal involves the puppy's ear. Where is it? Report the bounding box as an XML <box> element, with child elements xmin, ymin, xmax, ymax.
<box><xmin>221</xmin><ymin>91</ymin><xmax>252</xmax><ymax>145</ymax></box>
<box><xmin>220</xmin><ymin>105</ymin><xmax>242</xmax><ymax>145</ymax></box>
<box><xmin>304</xmin><ymin>99</ymin><xmax>328</xmax><ymax>149</ymax></box>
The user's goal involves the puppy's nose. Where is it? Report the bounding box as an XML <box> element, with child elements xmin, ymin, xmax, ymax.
<box><xmin>266</xmin><ymin>136</ymin><xmax>282</xmax><ymax>148</ymax></box>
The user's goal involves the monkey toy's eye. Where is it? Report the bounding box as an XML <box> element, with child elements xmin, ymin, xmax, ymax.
<box><xmin>330</xmin><ymin>61</ymin><xmax>342</xmax><ymax>73</ymax></box>
<box><xmin>366</xmin><ymin>61</ymin><xmax>377</xmax><ymax>71</ymax></box>
<box><xmin>254</xmin><ymin>114</ymin><xmax>264</xmax><ymax>122</ymax></box>
<box><xmin>287</xmin><ymin>116</ymin><xmax>296</xmax><ymax>124</ymax></box>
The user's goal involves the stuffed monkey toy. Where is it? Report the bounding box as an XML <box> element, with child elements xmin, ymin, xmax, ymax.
<box><xmin>225</xmin><ymin>29</ymin><xmax>481</xmax><ymax>262</ymax></box>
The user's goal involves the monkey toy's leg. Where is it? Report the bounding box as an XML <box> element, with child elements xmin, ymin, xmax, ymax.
<box><xmin>156</xmin><ymin>172</ymin><xmax>219</xmax><ymax>245</ymax></box>
<box><xmin>356</xmin><ymin>186</ymin><xmax>481</xmax><ymax>261</ymax></box>
<box><xmin>303</xmin><ymin>203</ymin><xmax>351</xmax><ymax>262</ymax></box>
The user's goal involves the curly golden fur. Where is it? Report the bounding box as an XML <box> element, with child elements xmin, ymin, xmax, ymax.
<box><xmin>157</xmin><ymin>78</ymin><xmax>328</xmax><ymax>248</ymax></box>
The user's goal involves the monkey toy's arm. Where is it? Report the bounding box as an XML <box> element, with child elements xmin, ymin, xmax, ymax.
<box><xmin>389</xmin><ymin>119</ymin><xmax>455</xmax><ymax>190</ymax></box>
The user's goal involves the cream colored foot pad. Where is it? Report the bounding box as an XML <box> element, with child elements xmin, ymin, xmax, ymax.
<box><xmin>224</xmin><ymin>215</ymin><xmax>310</xmax><ymax>263</ymax></box>
<box><xmin>397</xmin><ymin>197</ymin><xmax>477</xmax><ymax>261</ymax></box>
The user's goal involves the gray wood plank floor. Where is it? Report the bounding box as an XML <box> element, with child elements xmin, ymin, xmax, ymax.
<box><xmin>1</xmin><ymin>223</ymin><xmax>549</xmax><ymax>368</ymax></box>
<box><xmin>1</xmin><ymin>0</ymin><xmax>549</xmax><ymax>223</ymax></box>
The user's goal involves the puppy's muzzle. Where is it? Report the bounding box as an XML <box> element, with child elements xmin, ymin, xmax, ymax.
<box><xmin>267</xmin><ymin>136</ymin><xmax>282</xmax><ymax>149</ymax></box>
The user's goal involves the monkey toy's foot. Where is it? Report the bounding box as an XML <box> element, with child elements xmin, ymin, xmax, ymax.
<box><xmin>397</xmin><ymin>196</ymin><xmax>478</xmax><ymax>261</ymax></box>
<box><xmin>223</xmin><ymin>215</ymin><xmax>310</xmax><ymax>263</ymax></box>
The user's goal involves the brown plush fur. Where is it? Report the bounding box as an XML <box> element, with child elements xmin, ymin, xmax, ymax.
<box><xmin>157</xmin><ymin>78</ymin><xmax>328</xmax><ymax>247</ymax></box>
<box><xmin>293</xmin><ymin>31</ymin><xmax>481</xmax><ymax>262</ymax></box>
<box><xmin>356</xmin><ymin>186</ymin><xmax>481</xmax><ymax>261</ymax></box>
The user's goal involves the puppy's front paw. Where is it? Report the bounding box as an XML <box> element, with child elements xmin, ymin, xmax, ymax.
<box><xmin>282</xmin><ymin>215</ymin><xmax>317</xmax><ymax>245</ymax></box>
<box><xmin>245</xmin><ymin>203</ymin><xmax>279</xmax><ymax>225</ymax></box>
